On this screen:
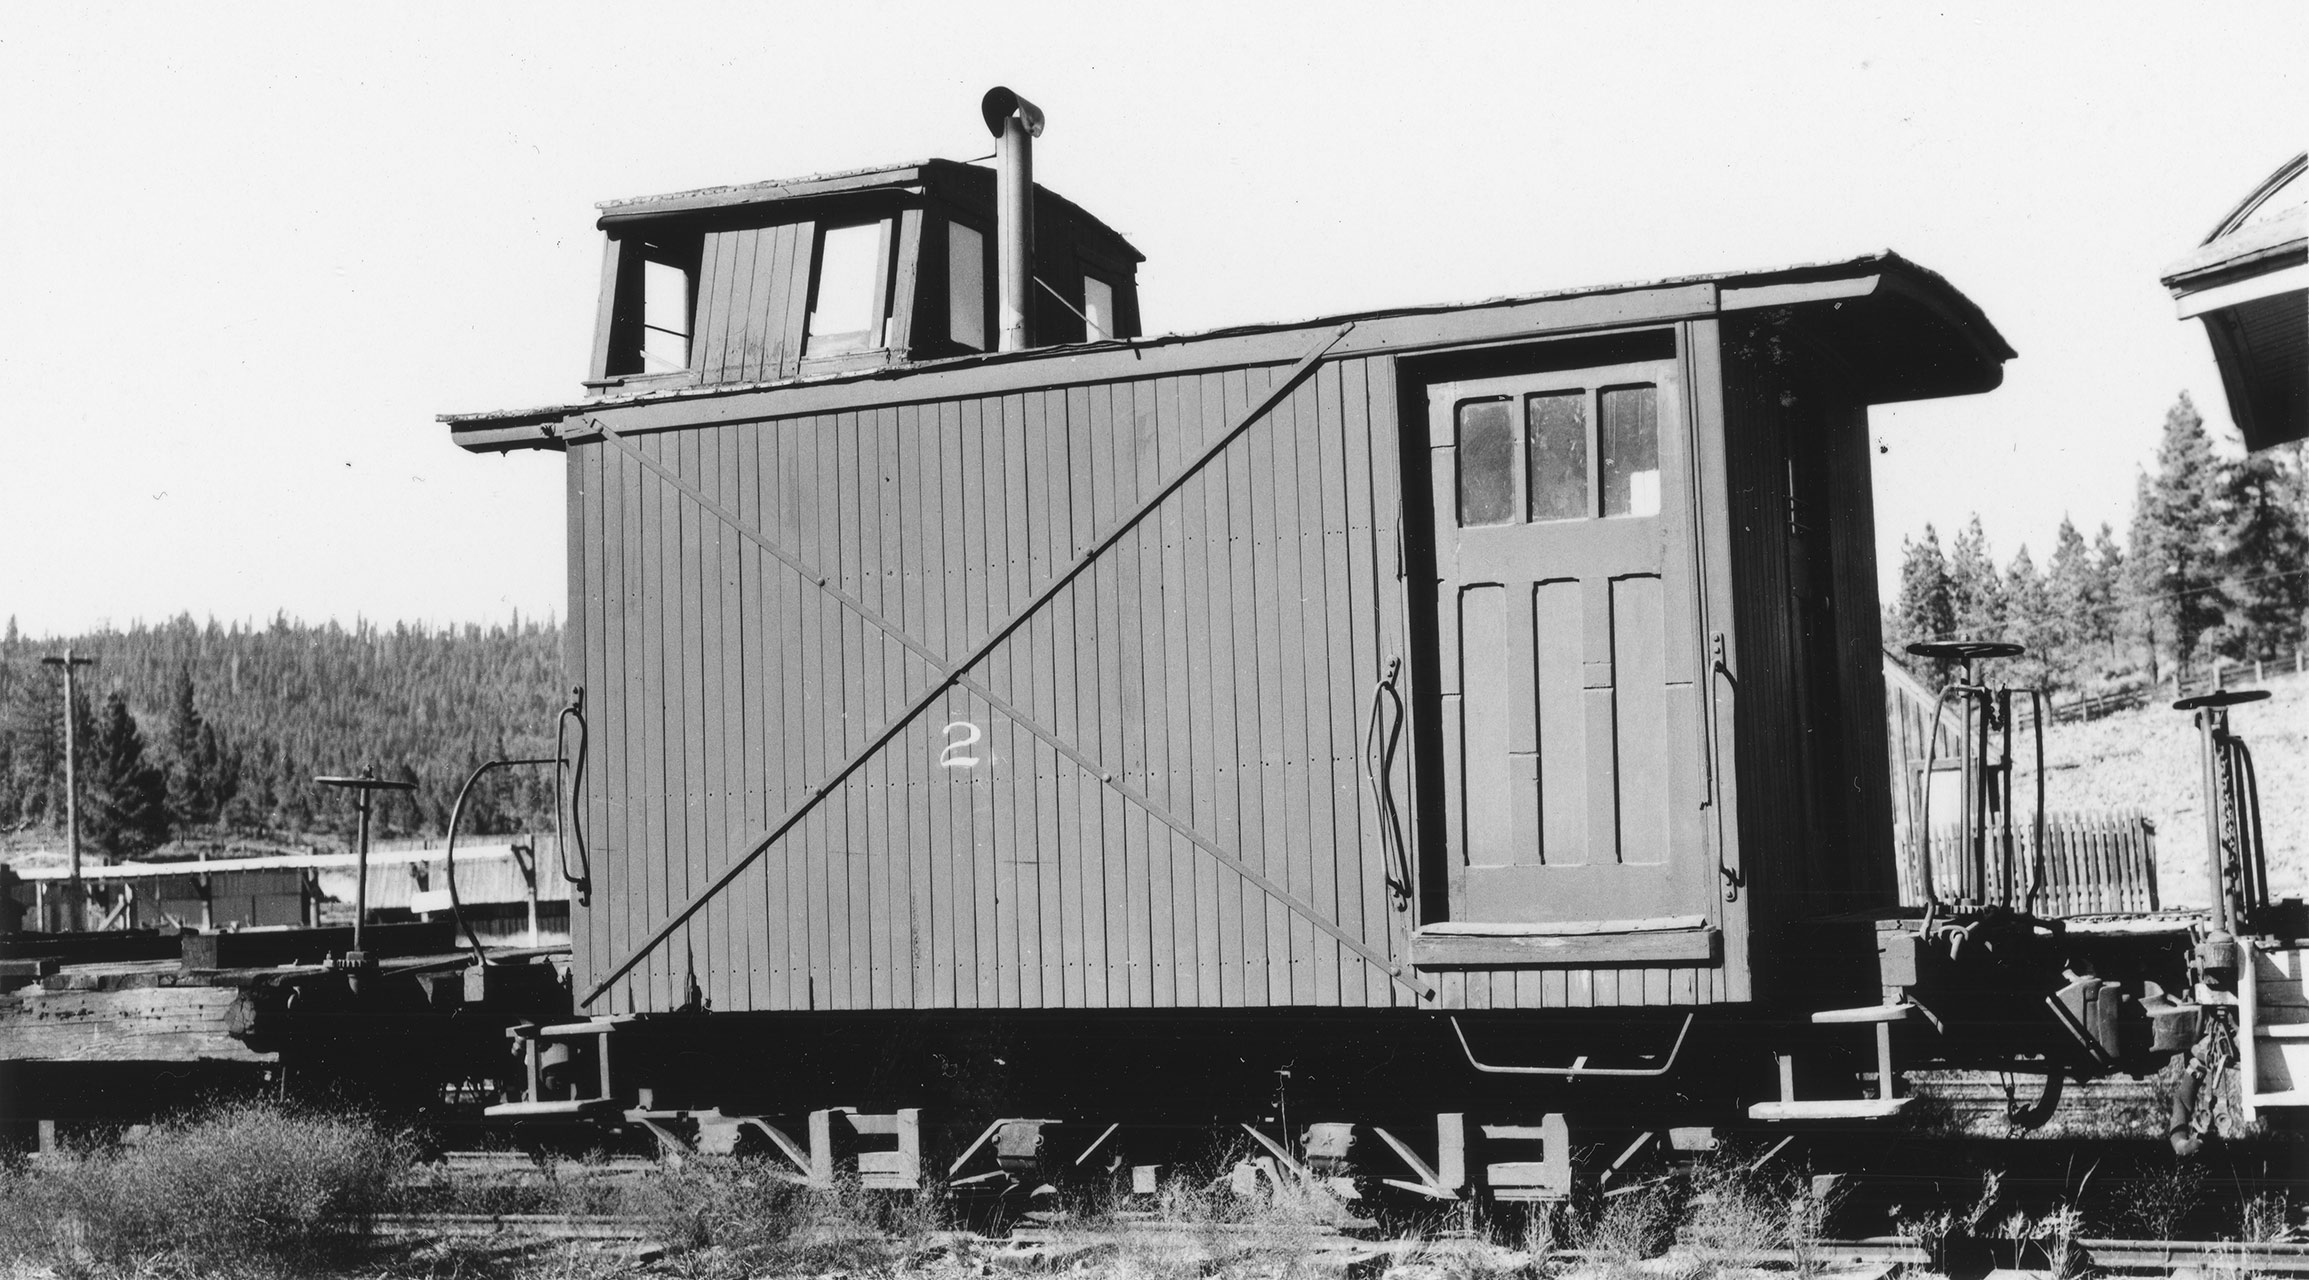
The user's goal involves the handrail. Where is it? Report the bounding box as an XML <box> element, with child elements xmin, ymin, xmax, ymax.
<box><xmin>1915</xmin><ymin>681</ymin><xmax>1955</xmax><ymax>925</ymax></box>
<box><xmin>1363</xmin><ymin>657</ymin><xmax>1413</xmax><ymax>912</ymax></box>
<box><xmin>445</xmin><ymin>756</ymin><xmax>563</xmax><ymax>967</ymax></box>
<box><xmin>1449</xmin><ymin>1012</ymin><xmax>1695</xmax><ymax>1077</ymax></box>
<box><xmin>555</xmin><ymin>691</ymin><xmax>592</xmax><ymax>904</ymax></box>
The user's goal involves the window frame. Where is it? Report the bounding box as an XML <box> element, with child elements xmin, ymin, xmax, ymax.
<box><xmin>1438</xmin><ymin>367</ymin><xmax>1666</xmax><ymax>531</ymax></box>
<box><xmin>802</xmin><ymin>217</ymin><xmax>897</xmax><ymax>360</ymax></box>
<box><xmin>945</xmin><ymin>217</ymin><xmax>991</xmax><ymax>353</ymax></box>
<box><xmin>1080</xmin><ymin>271</ymin><xmax>1116</xmax><ymax>341</ymax></box>
<box><xmin>597</xmin><ymin>229</ymin><xmax>703</xmax><ymax>383</ymax></box>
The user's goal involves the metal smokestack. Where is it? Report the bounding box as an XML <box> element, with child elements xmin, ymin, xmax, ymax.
<box><xmin>980</xmin><ymin>86</ymin><xmax>1044</xmax><ymax>353</ymax></box>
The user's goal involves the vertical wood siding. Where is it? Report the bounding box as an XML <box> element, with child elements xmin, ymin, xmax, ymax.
<box><xmin>570</xmin><ymin>357</ymin><xmax>1435</xmax><ymax>1014</ymax></box>
<box><xmin>1716</xmin><ymin>330</ymin><xmax>1896</xmax><ymax>1000</ymax></box>
<box><xmin>1820</xmin><ymin>390</ymin><xmax>1898</xmax><ymax>905</ymax></box>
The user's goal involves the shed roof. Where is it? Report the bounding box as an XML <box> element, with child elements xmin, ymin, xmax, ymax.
<box><xmin>444</xmin><ymin>249</ymin><xmax>2013</xmax><ymax>453</ymax></box>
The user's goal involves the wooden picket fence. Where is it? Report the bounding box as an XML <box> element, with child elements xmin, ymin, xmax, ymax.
<box><xmin>2053</xmin><ymin>648</ymin><xmax>2305</xmax><ymax>724</ymax></box>
<box><xmin>1895</xmin><ymin>810</ymin><xmax>2158</xmax><ymax>917</ymax></box>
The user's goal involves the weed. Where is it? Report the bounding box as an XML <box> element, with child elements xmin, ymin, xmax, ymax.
<box><xmin>2115</xmin><ymin>1156</ymin><xmax>2206</xmax><ymax>1238</ymax></box>
<box><xmin>1570</xmin><ymin>1181</ymin><xmax>1683</xmax><ymax>1264</ymax></box>
<box><xmin>1897</xmin><ymin>1169</ymin><xmax>2005</xmax><ymax>1275</ymax></box>
<box><xmin>2029</xmin><ymin>1202</ymin><xmax>2089</xmax><ymax>1280</ymax></box>
<box><xmin>639</xmin><ymin>1162</ymin><xmax>949</xmax><ymax>1278</ymax></box>
<box><xmin>2241</xmin><ymin>1190</ymin><xmax>2297</xmax><ymax>1244</ymax></box>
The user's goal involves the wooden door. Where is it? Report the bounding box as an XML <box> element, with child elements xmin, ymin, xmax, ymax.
<box><xmin>1425</xmin><ymin>359</ymin><xmax>1711</xmax><ymax>925</ymax></box>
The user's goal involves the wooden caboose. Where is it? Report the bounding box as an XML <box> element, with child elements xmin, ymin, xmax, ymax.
<box><xmin>445</xmin><ymin>153</ymin><xmax>2012</xmax><ymax>1041</ymax></box>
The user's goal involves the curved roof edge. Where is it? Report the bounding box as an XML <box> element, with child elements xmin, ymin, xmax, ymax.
<box><xmin>2203</xmin><ymin>152</ymin><xmax>2307</xmax><ymax>245</ymax></box>
<box><xmin>2163</xmin><ymin>152</ymin><xmax>2308</xmax><ymax>287</ymax></box>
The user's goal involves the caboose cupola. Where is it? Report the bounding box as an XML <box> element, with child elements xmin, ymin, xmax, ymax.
<box><xmin>586</xmin><ymin>148</ymin><xmax>1142</xmax><ymax>395</ymax></box>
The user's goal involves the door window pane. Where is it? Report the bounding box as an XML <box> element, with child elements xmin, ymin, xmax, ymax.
<box><xmin>1456</xmin><ymin>399</ymin><xmax>1516</xmax><ymax>526</ymax></box>
<box><xmin>806</xmin><ymin>221</ymin><xmax>889</xmax><ymax>356</ymax></box>
<box><xmin>948</xmin><ymin>221</ymin><xmax>986</xmax><ymax>351</ymax></box>
<box><xmin>1525</xmin><ymin>391</ymin><xmax>1588</xmax><ymax>522</ymax></box>
<box><xmin>1599</xmin><ymin>385</ymin><xmax>1659</xmax><ymax>518</ymax></box>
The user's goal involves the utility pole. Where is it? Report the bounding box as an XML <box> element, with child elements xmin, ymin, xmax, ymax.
<box><xmin>41</xmin><ymin>649</ymin><xmax>96</xmax><ymax>931</ymax></box>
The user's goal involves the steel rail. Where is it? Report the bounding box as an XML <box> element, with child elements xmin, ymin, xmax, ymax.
<box><xmin>371</xmin><ymin>1212</ymin><xmax>655</xmax><ymax>1241</ymax></box>
<box><xmin>365</xmin><ymin>1212</ymin><xmax>2309</xmax><ymax>1275</ymax></box>
<box><xmin>570</xmin><ymin>322</ymin><xmax>1429</xmax><ymax>1005</ymax></box>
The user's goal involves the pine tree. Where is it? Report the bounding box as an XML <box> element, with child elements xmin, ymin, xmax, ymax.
<box><xmin>1</xmin><ymin>671</ymin><xmax>62</xmax><ymax>827</ymax></box>
<box><xmin>82</xmin><ymin>691</ymin><xmax>170</xmax><ymax>859</ymax></box>
<box><xmin>1947</xmin><ymin>515</ymin><xmax>2005</xmax><ymax>642</ymax></box>
<box><xmin>162</xmin><ymin>668</ymin><xmax>210</xmax><ymax>827</ymax></box>
<box><xmin>2213</xmin><ymin>450</ymin><xmax>2309</xmax><ymax>661</ymax></box>
<box><xmin>2044</xmin><ymin>517</ymin><xmax>2093</xmax><ymax>683</ymax></box>
<box><xmin>195</xmin><ymin>722</ymin><xmax>240</xmax><ymax>822</ymax></box>
<box><xmin>2002</xmin><ymin>545</ymin><xmax>2058</xmax><ymax>692</ymax></box>
<box><xmin>2130</xmin><ymin>393</ymin><xmax>2224</xmax><ymax>679</ymax></box>
<box><xmin>1892</xmin><ymin>526</ymin><xmax>1956</xmax><ymax>683</ymax></box>
<box><xmin>2088</xmin><ymin>523</ymin><xmax>2126</xmax><ymax>667</ymax></box>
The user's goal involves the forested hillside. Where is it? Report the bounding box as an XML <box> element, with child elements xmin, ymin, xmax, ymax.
<box><xmin>0</xmin><ymin>614</ymin><xmax>563</xmax><ymax>856</ymax></box>
<box><xmin>1885</xmin><ymin>395</ymin><xmax>2308</xmax><ymax>699</ymax></box>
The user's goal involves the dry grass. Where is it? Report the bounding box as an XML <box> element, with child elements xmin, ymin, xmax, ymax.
<box><xmin>8</xmin><ymin>1110</ymin><xmax>2296</xmax><ymax>1279</ymax></box>
<box><xmin>2111</xmin><ymin>1156</ymin><xmax>2208</xmax><ymax>1238</ymax></box>
<box><xmin>2035</xmin><ymin>667</ymin><xmax>2307</xmax><ymax>905</ymax></box>
<box><xmin>0</xmin><ymin>1100</ymin><xmax>414</xmax><ymax>1279</ymax></box>
<box><xmin>1011</xmin><ymin>1145</ymin><xmax>1369</xmax><ymax>1280</ymax></box>
<box><xmin>642</xmin><ymin>1164</ymin><xmax>951</xmax><ymax>1279</ymax></box>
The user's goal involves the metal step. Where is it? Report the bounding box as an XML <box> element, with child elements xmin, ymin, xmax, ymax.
<box><xmin>483</xmin><ymin>1098</ymin><xmax>622</xmax><ymax>1119</ymax></box>
<box><xmin>1810</xmin><ymin>1002</ymin><xmax>1913</xmax><ymax>1024</ymax></box>
<box><xmin>1747</xmin><ymin>1099</ymin><xmax>1911</xmax><ymax>1121</ymax></box>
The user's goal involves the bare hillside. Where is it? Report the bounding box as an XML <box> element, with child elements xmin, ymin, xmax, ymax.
<box><xmin>2035</xmin><ymin>669</ymin><xmax>2307</xmax><ymax>908</ymax></box>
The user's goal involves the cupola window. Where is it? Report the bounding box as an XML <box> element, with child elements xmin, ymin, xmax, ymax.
<box><xmin>805</xmin><ymin>220</ymin><xmax>894</xmax><ymax>357</ymax></box>
<box><xmin>947</xmin><ymin>221</ymin><xmax>988</xmax><ymax>351</ymax></box>
<box><xmin>1082</xmin><ymin>274</ymin><xmax>1115</xmax><ymax>340</ymax></box>
<box><xmin>603</xmin><ymin>231</ymin><xmax>701</xmax><ymax>378</ymax></box>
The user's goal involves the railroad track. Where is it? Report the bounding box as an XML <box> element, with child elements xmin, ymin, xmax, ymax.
<box><xmin>369</xmin><ymin>1214</ymin><xmax>2309</xmax><ymax>1274</ymax></box>
<box><xmin>374</xmin><ymin>1213</ymin><xmax>658</xmax><ymax>1241</ymax></box>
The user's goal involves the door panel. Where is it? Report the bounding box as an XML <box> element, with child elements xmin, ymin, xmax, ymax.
<box><xmin>1426</xmin><ymin>359</ymin><xmax>1711</xmax><ymax>925</ymax></box>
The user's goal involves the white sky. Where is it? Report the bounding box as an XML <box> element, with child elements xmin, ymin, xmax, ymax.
<box><xmin>1</xmin><ymin>3</ymin><xmax>2301</xmax><ymax>638</ymax></box>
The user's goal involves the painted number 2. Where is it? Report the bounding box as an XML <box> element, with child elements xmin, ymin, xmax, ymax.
<box><xmin>940</xmin><ymin>721</ymin><xmax>983</xmax><ymax>770</ymax></box>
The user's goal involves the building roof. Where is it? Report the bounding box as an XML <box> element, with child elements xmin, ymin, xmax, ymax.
<box><xmin>10</xmin><ymin>843</ymin><xmax>573</xmax><ymax>908</ymax></box>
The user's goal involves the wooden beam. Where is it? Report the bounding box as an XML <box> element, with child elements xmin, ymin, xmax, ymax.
<box><xmin>1411</xmin><ymin>928</ymin><xmax>1719</xmax><ymax>967</ymax></box>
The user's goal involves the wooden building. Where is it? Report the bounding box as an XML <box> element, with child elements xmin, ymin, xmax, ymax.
<box><xmin>447</xmin><ymin>160</ymin><xmax>2012</xmax><ymax>1023</ymax></box>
